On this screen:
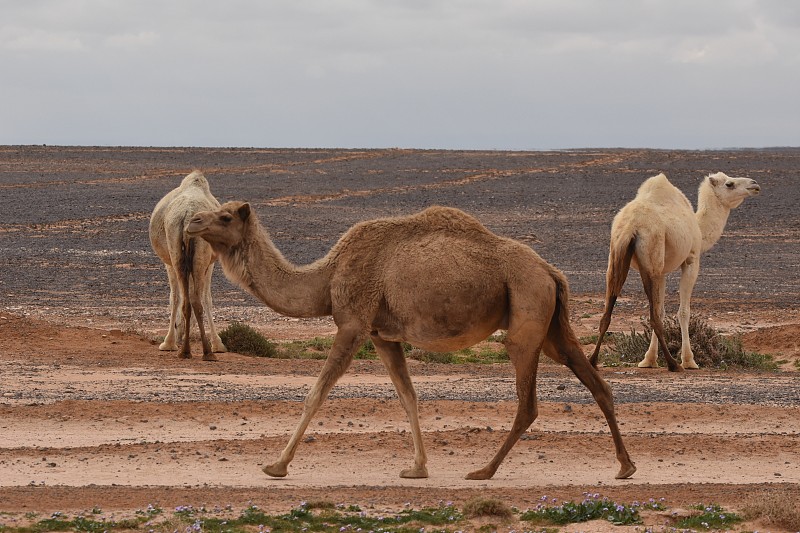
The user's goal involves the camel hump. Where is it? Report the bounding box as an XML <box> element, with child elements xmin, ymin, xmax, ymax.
<box><xmin>179</xmin><ymin>170</ymin><xmax>211</xmax><ymax>193</ymax></box>
<box><xmin>626</xmin><ymin>172</ymin><xmax>692</xmax><ymax>216</ymax></box>
<box><xmin>414</xmin><ymin>205</ymin><xmax>491</xmax><ymax>234</ymax></box>
<box><xmin>636</xmin><ymin>172</ymin><xmax>673</xmax><ymax>196</ymax></box>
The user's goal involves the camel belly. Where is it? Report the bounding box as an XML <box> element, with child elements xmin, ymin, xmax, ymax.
<box><xmin>376</xmin><ymin>315</ymin><xmax>505</xmax><ymax>352</ymax></box>
<box><xmin>372</xmin><ymin>287</ymin><xmax>509</xmax><ymax>352</ymax></box>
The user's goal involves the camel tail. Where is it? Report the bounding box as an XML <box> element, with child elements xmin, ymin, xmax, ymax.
<box><xmin>549</xmin><ymin>268</ymin><xmax>578</xmax><ymax>346</ymax></box>
<box><xmin>180</xmin><ymin>235</ymin><xmax>197</xmax><ymax>282</ymax></box>
<box><xmin>589</xmin><ymin>234</ymin><xmax>637</xmax><ymax>367</ymax></box>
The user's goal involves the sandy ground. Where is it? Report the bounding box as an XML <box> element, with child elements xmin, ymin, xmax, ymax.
<box><xmin>1</xmin><ymin>147</ymin><xmax>799</xmax><ymax>531</ymax></box>
<box><xmin>1</xmin><ymin>304</ymin><xmax>798</xmax><ymax>532</ymax></box>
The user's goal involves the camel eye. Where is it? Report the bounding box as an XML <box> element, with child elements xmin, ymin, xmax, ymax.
<box><xmin>725</xmin><ymin>182</ymin><xmax>734</xmax><ymax>188</ymax></box>
<box><xmin>220</xmin><ymin>214</ymin><xmax>233</xmax><ymax>223</ymax></box>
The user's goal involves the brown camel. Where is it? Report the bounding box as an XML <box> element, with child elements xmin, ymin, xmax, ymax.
<box><xmin>149</xmin><ymin>170</ymin><xmax>227</xmax><ymax>361</ymax></box>
<box><xmin>589</xmin><ymin>172</ymin><xmax>761</xmax><ymax>371</ymax></box>
<box><xmin>187</xmin><ymin>202</ymin><xmax>636</xmax><ymax>480</ymax></box>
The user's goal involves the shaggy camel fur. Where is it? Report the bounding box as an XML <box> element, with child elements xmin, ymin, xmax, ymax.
<box><xmin>590</xmin><ymin>172</ymin><xmax>761</xmax><ymax>371</ymax></box>
<box><xmin>187</xmin><ymin>202</ymin><xmax>636</xmax><ymax>480</ymax></box>
<box><xmin>149</xmin><ymin>170</ymin><xmax>227</xmax><ymax>360</ymax></box>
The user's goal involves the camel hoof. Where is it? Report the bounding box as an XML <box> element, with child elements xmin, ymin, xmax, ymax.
<box><xmin>262</xmin><ymin>463</ymin><xmax>288</xmax><ymax>478</ymax></box>
<box><xmin>637</xmin><ymin>360</ymin><xmax>658</xmax><ymax>368</ymax></box>
<box><xmin>667</xmin><ymin>364</ymin><xmax>685</xmax><ymax>373</ymax></box>
<box><xmin>202</xmin><ymin>353</ymin><xmax>219</xmax><ymax>362</ymax></box>
<box><xmin>615</xmin><ymin>463</ymin><xmax>637</xmax><ymax>479</ymax></box>
<box><xmin>212</xmin><ymin>344</ymin><xmax>227</xmax><ymax>353</ymax></box>
<box><xmin>400</xmin><ymin>466</ymin><xmax>428</xmax><ymax>479</ymax></box>
<box><xmin>178</xmin><ymin>352</ymin><xmax>192</xmax><ymax>359</ymax></box>
<box><xmin>465</xmin><ymin>467</ymin><xmax>495</xmax><ymax>480</ymax></box>
<box><xmin>158</xmin><ymin>342</ymin><xmax>178</xmax><ymax>351</ymax></box>
<box><xmin>682</xmin><ymin>361</ymin><xmax>700</xmax><ymax>370</ymax></box>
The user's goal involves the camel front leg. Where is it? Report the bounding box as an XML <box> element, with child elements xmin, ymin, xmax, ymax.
<box><xmin>639</xmin><ymin>273</ymin><xmax>682</xmax><ymax>371</ymax></box>
<box><xmin>159</xmin><ymin>265</ymin><xmax>181</xmax><ymax>351</ymax></box>
<box><xmin>371</xmin><ymin>336</ymin><xmax>428</xmax><ymax>478</ymax></box>
<box><xmin>202</xmin><ymin>263</ymin><xmax>227</xmax><ymax>353</ymax></box>
<box><xmin>466</xmin><ymin>329</ymin><xmax>543</xmax><ymax>480</ymax></box>
<box><xmin>678</xmin><ymin>259</ymin><xmax>700</xmax><ymax>369</ymax></box>
<box><xmin>262</xmin><ymin>326</ymin><xmax>362</xmax><ymax>478</ymax></box>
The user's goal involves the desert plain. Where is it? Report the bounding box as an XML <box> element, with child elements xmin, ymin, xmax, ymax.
<box><xmin>0</xmin><ymin>146</ymin><xmax>798</xmax><ymax>531</ymax></box>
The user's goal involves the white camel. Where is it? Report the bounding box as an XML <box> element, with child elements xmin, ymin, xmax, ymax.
<box><xmin>590</xmin><ymin>172</ymin><xmax>761</xmax><ymax>371</ymax></box>
<box><xmin>149</xmin><ymin>170</ymin><xmax>227</xmax><ymax>360</ymax></box>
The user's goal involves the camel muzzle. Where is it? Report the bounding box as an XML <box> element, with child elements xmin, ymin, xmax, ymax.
<box><xmin>746</xmin><ymin>182</ymin><xmax>761</xmax><ymax>195</ymax></box>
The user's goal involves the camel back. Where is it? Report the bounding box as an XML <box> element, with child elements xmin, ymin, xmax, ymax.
<box><xmin>320</xmin><ymin>205</ymin><xmax>496</xmax><ymax>264</ymax></box>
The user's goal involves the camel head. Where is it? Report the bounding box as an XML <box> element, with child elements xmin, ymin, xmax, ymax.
<box><xmin>705</xmin><ymin>172</ymin><xmax>761</xmax><ymax>209</ymax></box>
<box><xmin>186</xmin><ymin>201</ymin><xmax>252</xmax><ymax>253</ymax></box>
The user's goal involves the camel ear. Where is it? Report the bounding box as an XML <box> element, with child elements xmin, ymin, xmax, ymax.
<box><xmin>237</xmin><ymin>203</ymin><xmax>251</xmax><ymax>221</ymax></box>
<box><xmin>707</xmin><ymin>172</ymin><xmax>724</xmax><ymax>187</ymax></box>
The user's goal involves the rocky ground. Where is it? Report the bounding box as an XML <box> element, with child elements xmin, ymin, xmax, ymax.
<box><xmin>1</xmin><ymin>147</ymin><xmax>799</xmax><ymax>532</ymax></box>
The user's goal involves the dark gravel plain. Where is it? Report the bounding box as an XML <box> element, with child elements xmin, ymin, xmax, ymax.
<box><xmin>1</xmin><ymin>146</ymin><xmax>799</xmax><ymax>319</ymax></box>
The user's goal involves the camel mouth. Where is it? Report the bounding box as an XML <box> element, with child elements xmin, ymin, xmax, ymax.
<box><xmin>746</xmin><ymin>185</ymin><xmax>761</xmax><ymax>195</ymax></box>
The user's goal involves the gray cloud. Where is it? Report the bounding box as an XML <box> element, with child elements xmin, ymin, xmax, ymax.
<box><xmin>1</xmin><ymin>0</ymin><xmax>798</xmax><ymax>148</ymax></box>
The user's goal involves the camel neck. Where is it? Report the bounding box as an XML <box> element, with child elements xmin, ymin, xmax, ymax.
<box><xmin>695</xmin><ymin>185</ymin><xmax>731</xmax><ymax>254</ymax></box>
<box><xmin>222</xmin><ymin>226</ymin><xmax>333</xmax><ymax>318</ymax></box>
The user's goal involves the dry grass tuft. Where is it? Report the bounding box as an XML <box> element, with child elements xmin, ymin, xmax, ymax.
<box><xmin>462</xmin><ymin>497</ymin><xmax>515</xmax><ymax>520</ymax></box>
<box><xmin>742</xmin><ymin>489</ymin><xmax>800</xmax><ymax>531</ymax></box>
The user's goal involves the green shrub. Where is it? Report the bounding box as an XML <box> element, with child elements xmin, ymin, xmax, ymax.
<box><xmin>219</xmin><ymin>322</ymin><xmax>278</xmax><ymax>357</ymax></box>
<box><xmin>600</xmin><ymin>314</ymin><xmax>777</xmax><ymax>370</ymax></box>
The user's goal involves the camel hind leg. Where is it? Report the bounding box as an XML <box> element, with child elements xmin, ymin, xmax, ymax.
<box><xmin>545</xmin><ymin>327</ymin><xmax>636</xmax><ymax>479</ymax></box>
<box><xmin>371</xmin><ymin>336</ymin><xmax>428</xmax><ymax>478</ymax></box>
<box><xmin>189</xmin><ymin>278</ymin><xmax>215</xmax><ymax>361</ymax></box>
<box><xmin>466</xmin><ymin>318</ymin><xmax>546</xmax><ymax>480</ymax></box>
<box><xmin>188</xmin><ymin>258</ymin><xmax>216</xmax><ymax>361</ymax></box>
<box><xmin>590</xmin><ymin>236</ymin><xmax>636</xmax><ymax>368</ymax></box>
<box><xmin>639</xmin><ymin>272</ymin><xmax>682</xmax><ymax>372</ymax></box>
<box><xmin>178</xmin><ymin>266</ymin><xmax>193</xmax><ymax>359</ymax></box>
<box><xmin>263</xmin><ymin>324</ymin><xmax>363</xmax><ymax>477</ymax></box>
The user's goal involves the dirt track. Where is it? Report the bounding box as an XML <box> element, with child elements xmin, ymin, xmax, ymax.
<box><xmin>1</xmin><ymin>147</ymin><xmax>799</xmax><ymax>532</ymax></box>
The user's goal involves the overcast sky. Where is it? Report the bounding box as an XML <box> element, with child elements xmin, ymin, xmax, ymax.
<box><xmin>1</xmin><ymin>1</ymin><xmax>798</xmax><ymax>150</ymax></box>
